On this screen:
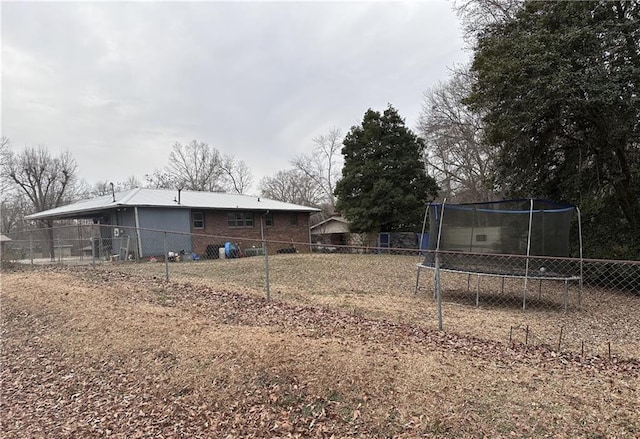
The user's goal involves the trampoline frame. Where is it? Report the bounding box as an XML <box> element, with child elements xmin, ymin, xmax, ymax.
<box><xmin>415</xmin><ymin>198</ymin><xmax>584</xmax><ymax>314</ymax></box>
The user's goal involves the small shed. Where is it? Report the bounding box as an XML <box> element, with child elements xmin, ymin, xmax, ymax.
<box><xmin>310</xmin><ymin>216</ymin><xmax>350</xmax><ymax>246</ymax></box>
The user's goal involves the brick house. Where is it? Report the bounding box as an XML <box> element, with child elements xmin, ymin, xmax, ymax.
<box><xmin>191</xmin><ymin>209</ymin><xmax>312</xmax><ymax>257</ymax></box>
<box><xmin>26</xmin><ymin>188</ymin><xmax>319</xmax><ymax>258</ymax></box>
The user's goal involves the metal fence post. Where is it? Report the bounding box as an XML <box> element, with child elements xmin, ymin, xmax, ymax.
<box><xmin>263</xmin><ymin>241</ymin><xmax>270</xmax><ymax>301</ymax></box>
<box><xmin>99</xmin><ymin>225</ymin><xmax>103</xmax><ymax>263</ymax></box>
<box><xmin>163</xmin><ymin>231</ymin><xmax>169</xmax><ymax>281</ymax></box>
<box><xmin>435</xmin><ymin>250</ymin><xmax>443</xmax><ymax>331</ymax></box>
<box><xmin>29</xmin><ymin>233</ymin><xmax>33</xmax><ymax>266</ymax></box>
<box><xmin>435</xmin><ymin>199</ymin><xmax>447</xmax><ymax>331</ymax></box>
<box><xmin>57</xmin><ymin>235</ymin><xmax>62</xmax><ymax>265</ymax></box>
<box><xmin>78</xmin><ymin>222</ymin><xmax>83</xmax><ymax>262</ymax></box>
<box><xmin>260</xmin><ymin>213</ymin><xmax>270</xmax><ymax>301</ymax></box>
<box><xmin>523</xmin><ymin>199</ymin><xmax>534</xmax><ymax>311</ymax></box>
<box><xmin>91</xmin><ymin>224</ymin><xmax>96</xmax><ymax>267</ymax></box>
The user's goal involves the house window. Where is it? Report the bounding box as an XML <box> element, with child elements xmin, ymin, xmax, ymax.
<box><xmin>227</xmin><ymin>212</ymin><xmax>254</xmax><ymax>228</ymax></box>
<box><xmin>192</xmin><ymin>211</ymin><xmax>205</xmax><ymax>229</ymax></box>
<box><xmin>290</xmin><ymin>214</ymin><xmax>298</xmax><ymax>226</ymax></box>
<box><xmin>264</xmin><ymin>213</ymin><xmax>274</xmax><ymax>227</ymax></box>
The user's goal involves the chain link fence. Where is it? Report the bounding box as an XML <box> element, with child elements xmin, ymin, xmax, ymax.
<box><xmin>2</xmin><ymin>224</ymin><xmax>638</xmax><ymax>359</ymax></box>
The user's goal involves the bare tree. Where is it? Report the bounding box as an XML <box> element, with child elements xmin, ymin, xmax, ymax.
<box><xmin>418</xmin><ymin>67</ymin><xmax>498</xmax><ymax>202</ymax></box>
<box><xmin>6</xmin><ymin>146</ymin><xmax>78</xmax><ymax>212</ymax></box>
<box><xmin>221</xmin><ymin>155</ymin><xmax>253</xmax><ymax>194</ymax></box>
<box><xmin>92</xmin><ymin>181</ymin><xmax>112</xmax><ymax>197</ymax></box>
<box><xmin>4</xmin><ymin>145</ymin><xmax>78</xmax><ymax>259</ymax></box>
<box><xmin>122</xmin><ymin>175</ymin><xmax>141</xmax><ymax>190</ymax></box>
<box><xmin>146</xmin><ymin>140</ymin><xmax>253</xmax><ymax>193</ymax></box>
<box><xmin>92</xmin><ymin>176</ymin><xmax>141</xmax><ymax>197</ymax></box>
<box><xmin>167</xmin><ymin>140</ymin><xmax>225</xmax><ymax>191</ymax></box>
<box><xmin>259</xmin><ymin>169</ymin><xmax>324</xmax><ymax>207</ymax></box>
<box><xmin>414</xmin><ymin>0</ymin><xmax>520</xmax><ymax>202</ymax></box>
<box><xmin>291</xmin><ymin>127</ymin><xmax>343</xmax><ymax>209</ymax></box>
<box><xmin>453</xmin><ymin>0</ymin><xmax>521</xmax><ymax>45</ymax></box>
<box><xmin>0</xmin><ymin>137</ymin><xmax>13</xmax><ymax>197</ymax></box>
<box><xmin>144</xmin><ymin>169</ymin><xmax>179</xmax><ymax>189</ymax></box>
<box><xmin>0</xmin><ymin>194</ymin><xmax>30</xmax><ymax>234</ymax></box>
<box><xmin>1</xmin><ymin>139</ymin><xmax>32</xmax><ymax>234</ymax></box>
<box><xmin>145</xmin><ymin>140</ymin><xmax>224</xmax><ymax>191</ymax></box>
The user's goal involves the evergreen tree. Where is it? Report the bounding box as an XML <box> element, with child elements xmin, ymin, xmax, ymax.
<box><xmin>334</xmin><ymin>105</ymin><xmax>439</xmax><ymax>233</ymax></box>
<box><xmin>465</xmin><ymin>1</ymin><xmax>640</xmax><ymax>259</ymax></box>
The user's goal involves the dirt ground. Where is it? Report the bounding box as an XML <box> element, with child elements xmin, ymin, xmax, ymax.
<box><xmin>1</xmin><ymin>264</ymin><xmax>639</xmax><ymax>438</ymax></box>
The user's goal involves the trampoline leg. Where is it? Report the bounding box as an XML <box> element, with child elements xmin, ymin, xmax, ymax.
<box><xmin>501</xmin><ymin>277</ymin><xmax>505</xmax><ymax>294</ymax></box>
<box><xmin>467</xmin><ymin>274</ymin><xmax>471</xmax><ymax>292</ymax></box>
<box><xmin>538</xmin><ymin>279</ymin><xmax>542</xmax><ymax>299</ymax></box>
<box><xmin>476</xmin><ymin>275</ymin><xmax>480</xmax><ymax>307</ymax></box>
<box><xmin>523</xmin><ymin>279</ymin><xmax>527</xmax><ymax>311</ymax></box>
<box><xmin>414</xmin><ymin>267</ymin><xmax>421</xmax><ymax>295</ymax></box>
<box><xmin>563</xmin><ymin>280</ymin><xmax>569</xmax><ymax>313</ymax></box>
<box><xmin>579</xmin><ymin>280</ymin><xmax>583</xmax><ymax>309</ymax></box>
<box><xmin>433</xmin><ymin>270</ymin><xmax>437</xmax><ymax>300</ymax></box>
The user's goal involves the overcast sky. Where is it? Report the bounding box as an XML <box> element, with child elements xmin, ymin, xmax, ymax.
<box><xmin>2</xmin><ymin>1</ymin><xmax>469</xmax><ymax>193</ymax></box>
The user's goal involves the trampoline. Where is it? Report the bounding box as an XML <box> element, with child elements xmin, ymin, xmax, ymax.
<box><xmin>415</xmin><ymin>199</ymin><xmax>583</xmax><ymax>311</ymax></box>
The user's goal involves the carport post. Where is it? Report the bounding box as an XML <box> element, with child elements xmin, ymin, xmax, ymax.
<box><xmin>163</xmin><ymin>231</ymin><xmax>169</xmax><ymax>281</ymax></box>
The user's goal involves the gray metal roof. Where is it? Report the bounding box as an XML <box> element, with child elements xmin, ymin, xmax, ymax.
<box><xmin>25</xmin><ymin>188</ymin><xmax>320</xmax><ymax>220</ymax></box>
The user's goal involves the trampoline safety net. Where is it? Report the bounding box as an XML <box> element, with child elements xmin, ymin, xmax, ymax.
<box><xmin>423</xmin><ymin>199</ymin><xmax>579</xmax><ymax>277</ymax></box>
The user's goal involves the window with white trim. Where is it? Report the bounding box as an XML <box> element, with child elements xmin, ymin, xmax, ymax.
<box><xmin>227</xmin><ymin>212</ymin><xmax>254</xmax><ymax>228</ymax></box>
<box><xmin>192</xmin><ymin>211</ymin><xmax>205</xmax><ymax>229</ymax></box>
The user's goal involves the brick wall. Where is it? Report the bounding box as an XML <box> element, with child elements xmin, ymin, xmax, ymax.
<box><xmin>191</xmin><ymin>210</ymin><xmax>311</xmax><ymax>257</ymax></box>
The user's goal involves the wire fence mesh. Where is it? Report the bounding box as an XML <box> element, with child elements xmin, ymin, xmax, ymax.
<box><xmin>2</xmin><ymin>224</ymin><xmax>638</xmax><ymax>360</ymax></box>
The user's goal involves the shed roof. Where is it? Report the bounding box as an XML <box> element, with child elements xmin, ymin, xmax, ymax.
<box><xmin>310</xmin><ymin>216</ymin><xmax>350</xmax><ymax>231</ymax></box>
<box><xmin>25</xmin><ymin>188</ymin><xmax>320</xmax><ymax>220</ymax></box>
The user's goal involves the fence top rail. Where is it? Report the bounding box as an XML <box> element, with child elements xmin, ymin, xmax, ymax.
<box><xmin>5</xmin><ymin>225</ymin><xmax>639</xmax><ymax>266</ymax></box>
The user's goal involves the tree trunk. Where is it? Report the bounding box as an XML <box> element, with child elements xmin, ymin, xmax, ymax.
<box><xmin>612</xmin><ymin>143</ymin><xmax>639</xmax><ymax>230</ymax></box>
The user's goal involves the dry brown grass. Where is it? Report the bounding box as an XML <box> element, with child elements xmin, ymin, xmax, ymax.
<box><xmin>121</xmin><ymin>253</ymin><xmax>640</xmax><ymax>359</ymax></box>
<box><xmin>1</xmin><ymin>261</ymin><xmax>639</xmax><ymax>438</ymax></box>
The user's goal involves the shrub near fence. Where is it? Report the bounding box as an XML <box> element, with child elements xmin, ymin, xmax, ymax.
<box><xmin>2</xmin><ymin>225</ymin><xmax>639</xmax><ymax>360</ymax></box>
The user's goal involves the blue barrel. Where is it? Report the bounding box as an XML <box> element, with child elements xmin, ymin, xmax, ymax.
<box><xmin>224</xmin><ymin>242</ymin><xmax>238</xmax><ymax>258</ymax></box>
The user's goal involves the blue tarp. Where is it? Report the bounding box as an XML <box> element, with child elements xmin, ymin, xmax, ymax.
<box><xmin>224</xmin><ymin>242</ymin><xmax>238</xmax><ymax>258</ymax></box>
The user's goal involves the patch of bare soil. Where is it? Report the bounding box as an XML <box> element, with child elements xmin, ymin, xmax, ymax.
<box><xmin>1</xmin><ymin>266</ymin><xmax>638</xmax><ymax>438</ymax></box>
